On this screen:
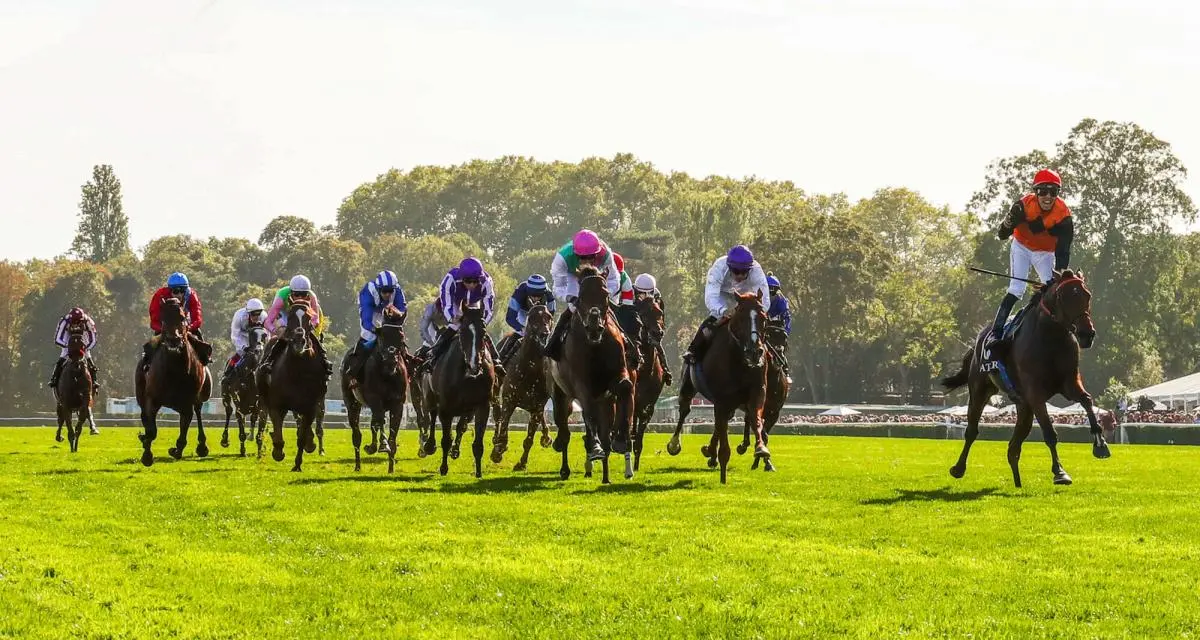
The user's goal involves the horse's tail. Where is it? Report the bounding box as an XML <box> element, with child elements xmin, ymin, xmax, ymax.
<box><xmin>941</xmin><ymin>348</ymin><xmax>973</xmax><ymax>391</ymax></box>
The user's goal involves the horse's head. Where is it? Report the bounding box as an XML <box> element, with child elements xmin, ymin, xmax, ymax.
<box><xmin>66</xmin><ymin>328</ymin><xmax>87</xmax><ymax>360</ymax></box>
<box><xmin>376</xmin><ymin>305</ymin><xmax>408</xmax><ymax>376</ymax></box>
<box><xmin>635</xmin><ymin>295</ymin><xmax>665</xmax><ymax>346</ymax></box>
<box><xmin>457</xmin><ymin>301</ymin><xmax>489</xmax><ymax>378</ymax></box>
<box><xmin>526</xmin><ymin>304</ymin><xmax>554</xmax><ymax>349</ymax></box>
<box><xmin>159</xmin><ymin>297</ymin><xmax>188</xmax><ymax>351</ymax></box>
<box><xmin>1043</xmin><ymin>269</ymin><xmax>1096</xmax><ymax>348</ymax></box>
<box><xmin>245</xmin><ymin>326</ymin><xmax>269</xmax><ymax>367</ymax></box>
<box><xmin>576</xmin><ymin>265</ymin><xmax>610</xmax><ymax>345</ymax></box>
<box><xmin>727</xmin><ymin>291</ymin><xmax>768</xmax><ymax>368</ymax></box>
<box><xmin>286</xmin><ymin>301</ymin><xmax>315</xmax><ymax>355</ymax></box>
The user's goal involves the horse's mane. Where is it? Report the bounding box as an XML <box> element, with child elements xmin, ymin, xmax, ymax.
<box><xmin>577</xmin><ymin>264</ymin><xmax>601</xmax><ymax>279</ymax></box>
<box><xmin>382</xmin><ymin>304</ymin><xmax>405</xmax><ymax>323</ymax></box>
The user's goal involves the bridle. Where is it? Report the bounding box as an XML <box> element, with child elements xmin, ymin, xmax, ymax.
<box><xmin>1038</xmin><ymin>275</ymin><xmax>1093</xmax><ymax>333</ymax></box>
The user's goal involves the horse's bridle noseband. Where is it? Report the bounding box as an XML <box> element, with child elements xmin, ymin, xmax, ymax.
<box><xmin>1039</xmin><ymin>275</ymin><xmax>1093</xmax><ymax>332</ymax></box>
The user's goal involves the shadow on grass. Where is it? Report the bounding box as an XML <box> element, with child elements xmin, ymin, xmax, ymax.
<box><xmin>436</xmin><ymin>474</ymin><xmax>564</xmax><ymax>494</ymax></box>
<box><xmin>35</xmin><ymin>468</ymin><xmax>127</xmax><ymax>475</ymax></box>
<box><xmin>570</xmin><ymin>479</ymin><xmax>696</xmax><ymax>494</ymax></box>
<box><xmin>644</xmin><ymin>465</ymin><xmax>715</xmax><ymax>475</ymax></box>
<box><xmin>861</xmin><ymin>486</ymin><xmax>1003</xmax><ymax>506</ymax></box>
<box><xmin>291</xmin><ymin>473</ymin><xmax>435</xmax><ymax>485</ymax></box>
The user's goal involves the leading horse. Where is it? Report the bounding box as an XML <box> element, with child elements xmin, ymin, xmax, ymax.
<box><xmin>490</xmin><ymin>304</ymin><xmax>554</xmax><ymax>471</ymax></box>
<box><xmin>667</xmin><ymin>292</ymin><xmax>771</xmax><ymax>483</ymax></box>
<box><xmin>942</xmin><ymin>269</ymin><xmax>1111</xmax><ymax>487</ymax></box>
<box><xmin>341</xmin><ymin>305</ymin><xmax>409</xmax><ymax>473</ymax></box>
<box><xmin>220</xmin><ymin>325</ymin><xmax>268</xmax><ymax>458</ymax></box>
<box><xmin>258</xmin><ymin>301</ymin><xmax>328</xmax><ymax>472</ymax></box>
<box><xmin>135</xmin><ymin>298</ymin><xmax>213</xmax><ymax>467</ymax></box>
<box><xmin>547</xmin><ymin>265</ymin><xmax>636</xmax><ymax>483</ymax></box>
<box><xmin>54</xmin><ymin>328</ymin><xmax>97</xmax><ymax>452</ymax></box>
<box><xmin>424</xmin><ymin>302</ymin><xmax>496</xmax><ymax>477</ymax></box>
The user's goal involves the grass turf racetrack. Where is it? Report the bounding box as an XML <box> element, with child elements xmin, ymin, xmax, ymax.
<box><xmin>2</xmin><ymin>428</ymin><xmax>1198</xmax><ymax>639</ymax></box>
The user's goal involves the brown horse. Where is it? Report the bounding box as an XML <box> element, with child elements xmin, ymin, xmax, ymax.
<box><xmin>257</xmin><ymin>301</ymin><xmax>327</xmax><ymax>472</ymax></box>
<box><xmin>54</xmin><ymin>329</ymin><xmax>96</xmax><ymax>453</ymax></box>
<box><xmin>409</xmin><ymin>365</ymin><xmax>437</xmax><ymax>458</ymax></box>
<box><xmin>424</xmin><ymin>302</ymin><xmax>495</xmax><ymax>477</ymax></box>
<box><xmin>220</xmin><ymin>325</ymin><xmax>268</xmax><ymax>458</ymax></box>
<box><xmin>667</xmin><ymin>292</ymin><xmax>770</xmax><ymax>484</ymax></box>
<box><xmin>135</xmin><ymin>298</ymin><xmax>213</xmax><ymax>467</ymax></box>
<box><xmin>490</xmin><ymin>304</ymin><xmax>554</xmax><ymax>471</ymax></box>
<box><xmin>341</xmin><ymin>305</ymin><xmax>409</xmax><ymax>473</ymax></box>
<box><xmin>547</xmin><ymin>266</ymin><xmax>635</xmax><ymax>483</ymax></box>
<box><xmin>631</xmin><ymin>295</ymin><xmax>666</xmax><ymax>472</ymax></box>
<box><xmin>744</xmin><ymin>320</ymin><xmax>789</xmax><ymax>472</ymax></box>
<box><xmin>942</xmin><ymin>269</ymin><xmax>1111</xmax><ymax>487</ymax></box>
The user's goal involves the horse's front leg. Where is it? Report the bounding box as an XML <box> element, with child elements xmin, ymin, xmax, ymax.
<box><xmin>222</xmin><ymin>399</ymin><xmax>232</xmax><ymax>448</ymax></box>
<box><xmin>169</xmin><ymin>409</ymin><xmax>192</xmax><ymax>460</ymax></box>
<box><xmin>490</xmin><ymin>396</ymin><xmax>513</xmax><ymax>464</ymax></box>
<box><xmin>472</xmin><ymin>402</ymin><xmax>490</xmax><ymax>479</ymax></box>
<box><xmin>386</xmin><ymin>406</ymin><xmax>402</xmax><ymax>475</ymax></box>
<box><xmin>269</xmin><ymin>406</ymin><xmax>286</xmax><ymax>462</ymax></box>
<box><xmin>194</xmin><ymin>406</ymin><xmax>209</xmax><ymax>458</ymax></box>
<box><xmin>1032</xmin><ymin>404</ymin><xmax>1071</xmax><ymax>485</ymax></box>
<box><xmin>292</xmin><ymin>413</ymin><xmax>313</xmax><ymax>472</ymax></box>
<box><xmin>668</xmin><ymin>371</ymin><xmax>696</xmax><ymax>456</ymax></box>
<box><xmin>139</xmin><ymin>406</ymin><xmax>159</xmax><ymax>467</ymax></box>
<box><xmin>1064</xmin><ymin>383</ymin><xmax>1111</xmax><ymax>459</ymax></box>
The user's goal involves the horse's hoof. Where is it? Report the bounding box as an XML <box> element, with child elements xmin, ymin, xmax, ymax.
<box><xmin>667</xmin><ymin>439</ymin><xmax>681</xmax><ymax>456</ymax></box>
<box><xmin>490</xmin><ymin>450</ymin><xmax>504</xmax><ymax>464</ymax></box>
<box><xmin>319</xmin><ymin>448</ymin><xmax>325</xmax><ymax>456</ymax></box>
<box><xmin>354</xmin><ymin>464</ymin><xmax>361</xmax><ymax>472</ymax></box>
<box><xmin>949</xmin><ymin>465</ymin><xmax>966</xmax><ymax>479</ymax></box>
<box><xmin>624</xmin><ymin>469</ymin><xmax>634</xmax><ymax>480</ymax></box>
<box><xmin>291</xmin><ymin>465</ymin><xmax>302</xmax><ymax>472</ymax></box>
<box><xmin>439</xmin><ymin>465</ymin><xmax>449</xmax><ymax>476</ymax></box>
<box><xmin>540</xmin><ymin>435</ymin><xmax>552</xmax><ymax>448</ymax></box>
<box><xmin>141</xmin><ymin>451</ymin><xmax>154</xmax><ymax>467</ymax></box>
<box><xmin>304</xmin><ymin>441</ymin><xmax>316</xmax><ymax>455</ymax></box>
<box><xmin>700</xmin><ymin>444</ymin><xmax>712</xmax><ymax>458</ymax></box>
<box><xmin>56</xmin><ymin>434</ymin><xmax>64</xmax><ymax>443</ymax></box>
<box><xmin>450</xmin><ymin>447</ymin><xmax>461</xmax><ymax>460</ymax></box>
<box><xmin>475</xmin><ymin>470</ymin><xmax>482</xmax><ymax>479</ymax></box>
<box><xmin>736</xmin><ymin>442</ymin><xmax>748</xmax><ymax>455</ymax></box>
<box><xmin>754</xmin><ymin>445</ymin><xmax>770</xmax><ymax>459</ymax></box>
<box><xmin>1053</xmin><ymin>472</ymin><xmax>1073</xmax><ymax>485</ymax></box>
<box><xmin>1093</xmin><ymin>442</ymin><xmax>1112</xmax><ymax>459</ymax></box>
<box><xmin>239</xmin><ymin>450</ymin><xmax>246</xmax><ymax>458</ymax></box>
<box><xmin>89</xmin><ymin>427</ymin><xmax>100</xmax><ymax>436</ymax></box>
<box><xmin>220</xmin><ymin>436</ymin><xmax>229</xmax><ymax>448</ymax></box>
<box><xmin>612</xmin><ymin>438</ymin><xmax>630</xmax><ymax>455</ymax></box>
<box><xmin>364</xmin><ymin>444</ymin><xmax>377</xmax><ymax>455</ymax></box>
<box><xmin>560</xmin><ymin>468</ymin><xmax>571</xmax><ymax>480</ymax></box>
<box><xmin>513</xmin><ymin>461</ymin><xmax>527</xmax><ymax>472</ymax></box>
<box><xmin>196</xmin><ymin>443</ymin><xmax>209</xmax><ymax>458</ymax></box>
<box><xmin>763</xmin><ymin>460</ymin><xmax>776</xmax><ymax>472</ymax></box>
<box><xmin>272</xmin><ymin>448</ymin><xmax>285</xmax><ymax>462</ymax></box>
<box><xmin>423</xmin><ymin>442</ymin><xmax>437</xmax><ymax>456</ymax></box>
<box><xmin>417</xmin><ymin>448</ymin><xmax>428</xmax><ymax>459</ymax></box>
<box><xmin>587</xmin><ymin>449</ymin><xmax>606</xmax><ymax>463</ymax></box>
<box><xmin>168</xmin><ymin>447</ymin><xmax>183</xmax><ymax>460</ymax></box>
<box><xmin>707</xmin><ymin>457</ymin><xmax>718</xmax><ymax>469</ymax></box>
<box><xmin>552</xmin><ymin>439</ymin><xmax>565</xmax><ymax>454</ymax></box>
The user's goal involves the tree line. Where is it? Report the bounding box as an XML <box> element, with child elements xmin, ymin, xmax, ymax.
<box><xmin>1</xmin><ymin>118</ymin><xmax>1196</xmax><ymax>413</ymax></box>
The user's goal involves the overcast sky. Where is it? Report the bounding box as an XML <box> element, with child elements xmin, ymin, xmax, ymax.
<box><xmin>2</xmin><ymin>0</ymin><xmax>1198</xmax><ymax>261</ymax></box>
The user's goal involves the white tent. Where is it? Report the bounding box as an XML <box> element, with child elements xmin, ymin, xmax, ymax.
<box><xmin>819</xmin><ymin>406</ymin><xmax>861</xmax><ymax>416</ymax></box>
<box><xmin>995</xmin><ymin>404</ymin><xmax>1018</xmax><ymax>415</ymax></box>
<box><xmin>938</xmin><ymin>405</ymin><xmax>998</xmax><ymax>416</ymax></box>
<box><xmin>1128</xmin><ymin>371</ymin><xmax>1200</xmax><ymax>408</ymax></box>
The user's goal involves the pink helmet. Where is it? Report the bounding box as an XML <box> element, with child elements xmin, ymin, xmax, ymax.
<box><xmin>572</xmin><ymin>229</ymin><xmax>601</xmax><ymax>257</ymax></box>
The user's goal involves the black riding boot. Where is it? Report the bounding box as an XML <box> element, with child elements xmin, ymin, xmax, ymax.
<box><xmin>682</xmin><ymin>317</ymin><xmax>716</xmax><ymax>365</ymax></box>
<box><xmin>221</xmin><ymin>359</ymin><xmax>237</xmax><ymax>385</ymax></box>
<box><xmin>141</xmin><ymin>341</ymin><xmax>155</xmax><ymax>372</ymax></box>
<box><xmin>618</xmin><ymin>309</ymin><xmax>643</xmax><ymax>371</ymax></box>
<box><xmin>498</xmin><ymin>334</ymin><xmax>521</xmax><ymax>366</ymax></box>
<box><xmin>545</xmin><ymin>308</ymin><xmax>573</xmax><ymax>361</ymax></box>
<box><xmin>417</xmin><ymin>329</ymin><xmax>457</xmax><ymax>374</ymax></box>
<box><xmin>484</xmin><ymin>334</ymin><xmax>506</xmax><ymax>377</ymax></box>
<box><xmin>259</xmin><ymin>339</ymin><xmax>287</xmax><ymax>375</ymax></box>
<box><xmin>313</xmin><ymin>334</ymin><xmax>333</xmax><ymax>379</ymax></box>
<box><xmin>86</xmin><ymin>356</ymin><xmax>99</xmax><ymax>391</ymax></box>
<box><xmin>656</xmin><ymin>343</ymin><xmax>673</xmax><ymax>386</ymax></box>
<box><xmin>986</xmin><ymin>293</ymin><xmax>1020</xmax><ymax>351</ymax></box>
<box><xmin>48</xmin><ymin>357</ymin><xmax>66</xmax><ymax>388</ymax></box>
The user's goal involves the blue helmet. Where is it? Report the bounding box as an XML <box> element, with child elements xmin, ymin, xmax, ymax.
<box><xmin>167</xmin><ymin>272</ymin><xmax>189</xmax><ymax>288</ymax></box>
<box><xmin>457</xmin><ymin>257</ymin><xmax>484</xmax><ymax>280</ymax></box>
<box><xmin>727</xmin><ymin>245</ymin><xmax>754</xmax><ymax>270</ymax></box>
<box><xmin>766</xmin><ymin>274</ymin><xmax>781</xmax><ymax>289</ymax></box>
<box><xmin>526</xmin><ymin>274</ymin><xmax>547</xmax><ymax>291</ymax></box>
<box><xmin>373</xmin><ymin>270</ymin><xmax>398</xmax><ymax>290</ymax></box>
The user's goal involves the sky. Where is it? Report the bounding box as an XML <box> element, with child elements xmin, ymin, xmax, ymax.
<box><xmin>2</xmin><ymin>0</ymin><xmax>1199</xmax><ymax>261</ymax></box>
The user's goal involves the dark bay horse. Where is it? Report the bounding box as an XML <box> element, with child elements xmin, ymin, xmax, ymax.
<box><xmin>54</xmin><ymin>329</ymin><xmax>96</xmax><ymax>452</ymax></box>
<box><xmin>631</xmin><ymin>295</ymin><xmax>666</xmax><ymax>472</ymax></box>
<box><xmin>942</xmin><ymin>269</ymin><xmax>1111</xmax><ymax>487</ymax></box>
<box><xmin>547</xmin><ymin>266</ymin><xmax>635</xmax><ymax>483</ymax></box>
<box><xmin>409</xmin><ymin>366</ymin><xmax>437</xmax><ymax>459</ymax></box>
<box><xmin>135</xmin><ymin>298</ymin><xmax>213</xmax><ymax>467</ymax></box>
<box><xmin>341</xmin><ymin>305</ymin><xmax>409</xmax><ymax>473</ymax></box>
<box><xmin>742</xmin><ymin>320</ymin><xmax>791</xmax><ymax>472</ymax></box>
<box><xmin>424</xmin><ymin>302</ymin><xmax>495</xmax><ymax>477</ymax></box>
<box><xmin>258</xmin><ymin>301</ymin><xmax>327</xmax><ymax>472</ymax></box>
<box><xmin>221</xmin><ymin>325</ymin><xmax>268</xmax><ymax>457</ymax></box>
<box><xmin>490</xmin><ymin>304</ymin><xmax>554</xmax><ymax>471</ymax></box>
<box><xmin>667</xmin><ymin>292</ymin><xmax>770</xmax><ymax>484</ymax></box>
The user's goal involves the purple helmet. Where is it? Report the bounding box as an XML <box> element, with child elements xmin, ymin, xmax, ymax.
<box><xmin>727</xmin><ymin>245</ymin><xmax>754</xmax><ymax>270</ymax></box>
<box><xmin>457</xmin><ymin>257</ymin><xmax>484</xmax><ymax>280</ymax></box>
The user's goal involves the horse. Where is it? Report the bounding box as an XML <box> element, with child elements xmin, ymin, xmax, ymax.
<box><xmin>739</xmin><ymin>320</ymin><xmax>790</xmax><ymax>472</ymax></box>
<box><xmin>667</xmin><ymin>292</ymin><xmax>770</xmax><ymax>484</ymax></box>
<box><xmin>423</xmin><ymin>301</ymin><xmax>496</xmax><ymax>477</ymax></box>
<box><xmin>257</xmin><ymin>301</ymin><xmax>328</xmax><ymax>472</ymax></box>
<box><xmin>134</xmin><ymin>298</ymin><xmax>213</xmax><ymax>467</ymax></box>
<box><xmin>220</xmin><ymin>325</ymin><xmax>268</xmax><ymax>457</ymax></box>
<box><xmin>341</xmin><ymin>305</ymin><xmax>409</xmax><ymax>473</ymax></box>
<box><xmin>631</xmin><ymin>295</ymin><xmax>667</xmax><ymax>472</ymax></box>
<box><xmin>54</xmin><ymin>328</ymin><xmax>97</xmax><ymax>452</ymax></box>
<box><xmin>942</xmin><ymin>269</ymin><xmax>1111</xmax><ymax>487</ymax></box>
<box><xmin>409</xmin><ymin>365</ymin><xmax>437</xmax><ymax>458</ymax></box>
<box><xmin>489</xmin><ymin>304</ymin><xmax>554</xmax><ymax>471</ymax></box>
<box><xmin>547</xmin><ymin>266</ymin><xmax>636</xmax><ymax>484</ymax></box>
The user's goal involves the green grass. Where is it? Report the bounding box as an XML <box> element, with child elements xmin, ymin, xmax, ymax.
<box><xmin>2</xmin><ymin>427</ymin><xmax>1198</xmax><ymax>639</ymax></box>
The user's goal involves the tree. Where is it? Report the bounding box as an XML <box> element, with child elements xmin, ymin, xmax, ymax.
<box><xmin>258</xmin><ymin>215</ymin><xmax>318</xmax><ymax>254</ymax></box>
<box><xmin>283</xmin><ymin>237</ymin><xmax>366</xmax><ymax>338</ymax></box>
<box><xmin>0</xmin><ymin>262</ymin><xmax>31</xmax><ymax>408</ymax></box>
<box><xmin>70</xmin><ymin>164</ymin><xmax>131</xmax><ymax>263</ymax></box>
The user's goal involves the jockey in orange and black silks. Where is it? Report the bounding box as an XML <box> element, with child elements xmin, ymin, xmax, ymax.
<box><xmin>986</xmin><ymin>168</ymin><xmax>1076</xmax><ymax>357</ymax></box>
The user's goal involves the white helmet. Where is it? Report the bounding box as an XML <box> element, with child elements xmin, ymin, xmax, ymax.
<box><xmin>245</xmin><ymin>298</ymin><xmax>265</xmax><ymax>312</ymax></box>
<box><xmin>634</xmin><ymin>273</ymin><xmax>657</xmax><ymax>292</ymax></box>
<box><xmin>289</xmin><ymin>274</ymin><xmax>312</xmax><ymax>292</ymax></box>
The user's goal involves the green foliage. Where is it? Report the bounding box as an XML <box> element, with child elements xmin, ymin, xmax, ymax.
<box><xmin>70</xmin><ymin>164</ymin><xmax>131</xmax><ymax>263</ymax></box>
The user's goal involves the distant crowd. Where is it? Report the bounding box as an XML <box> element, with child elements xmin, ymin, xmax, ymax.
<box><xmin>675</xmin><ymin>409</ymin><xmax>1200</xmax><ymax>426</ymax></box>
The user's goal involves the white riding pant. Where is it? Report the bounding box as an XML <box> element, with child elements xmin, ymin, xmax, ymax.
<box><xmin>1008</xmin><ymin>241</ymin><xmax>1054</xmax><ymax>297</ymax></box>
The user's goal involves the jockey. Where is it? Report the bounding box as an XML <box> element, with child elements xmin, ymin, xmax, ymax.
<box><xmin>414</xmin><ymin>257</ymin><xmax>504</xmax><ymax>376</ymax></box>
<box><xmin>682</xmin><ymin>245</ymin><xmax>769</xmax><ymax>365</ymax></box>
<box><xmin>987</xmin><ymin>169</ymin><xmax>1075</xmax><ymax>357</ymax></box>
<box><xmin>417</xmin><ymin>298</ymin><xmax>447</xmax><ymax>350</ymax></box>
<box><xmin>49</xmin><ymin>307</ymin><xmax>99</xmax><ymax>391</ymax></box>
<box><xmin>221</xmin><ymin>298</ymin><xmax>266</xmax><ymax>385</ymax></box>
<box><xmin>260</xmin><ymin>274</ymin><xmax>332</xmax><ymax>378</ymax></box>
<box><xmin>765</xmin><ymin>273</ymin><xmax>792</xmax><ymax>382</ymax></box>
<box><xmin>142</xmin><ymin>272</ymin><xmax>206</xmax><ymax>371</ymax></box>
<box><xmin>609</xmin><ymin>252</ymin><xmax>643</xmax><ymax>370</ymax></box>
<box><xmin>498</xmin><ymin>274</ymin><xmax>557</xmax><ymax>364</ymax></box>
<box><xmin>632</xmin><ymin>273</ymin><xmax>672</xmax><ymax>386</ymax></box>
<box><xmin>545</xmin><ymin>229</ymin><xmax>622</xmax><ymax>361</ymax></box>
<box><xmin>343</xmin><ymin>270</ymin><xmax>408</xmax><ymax>388</ymax></box>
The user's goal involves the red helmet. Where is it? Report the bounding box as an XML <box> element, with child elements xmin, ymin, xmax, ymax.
<box><xmin>68</xmin><ymin>307</ymin><xmax>86</xmax><ymax>322</ymax></box>
<box><xmin>1033</xmin><ymin>169</ymin><xmax>1062</xmax><ymax>188</ymax></box>
<box><xmin>612</xmin><ymin>252</ymin><xmax>625</xmax><ymax>273</ymax></box>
